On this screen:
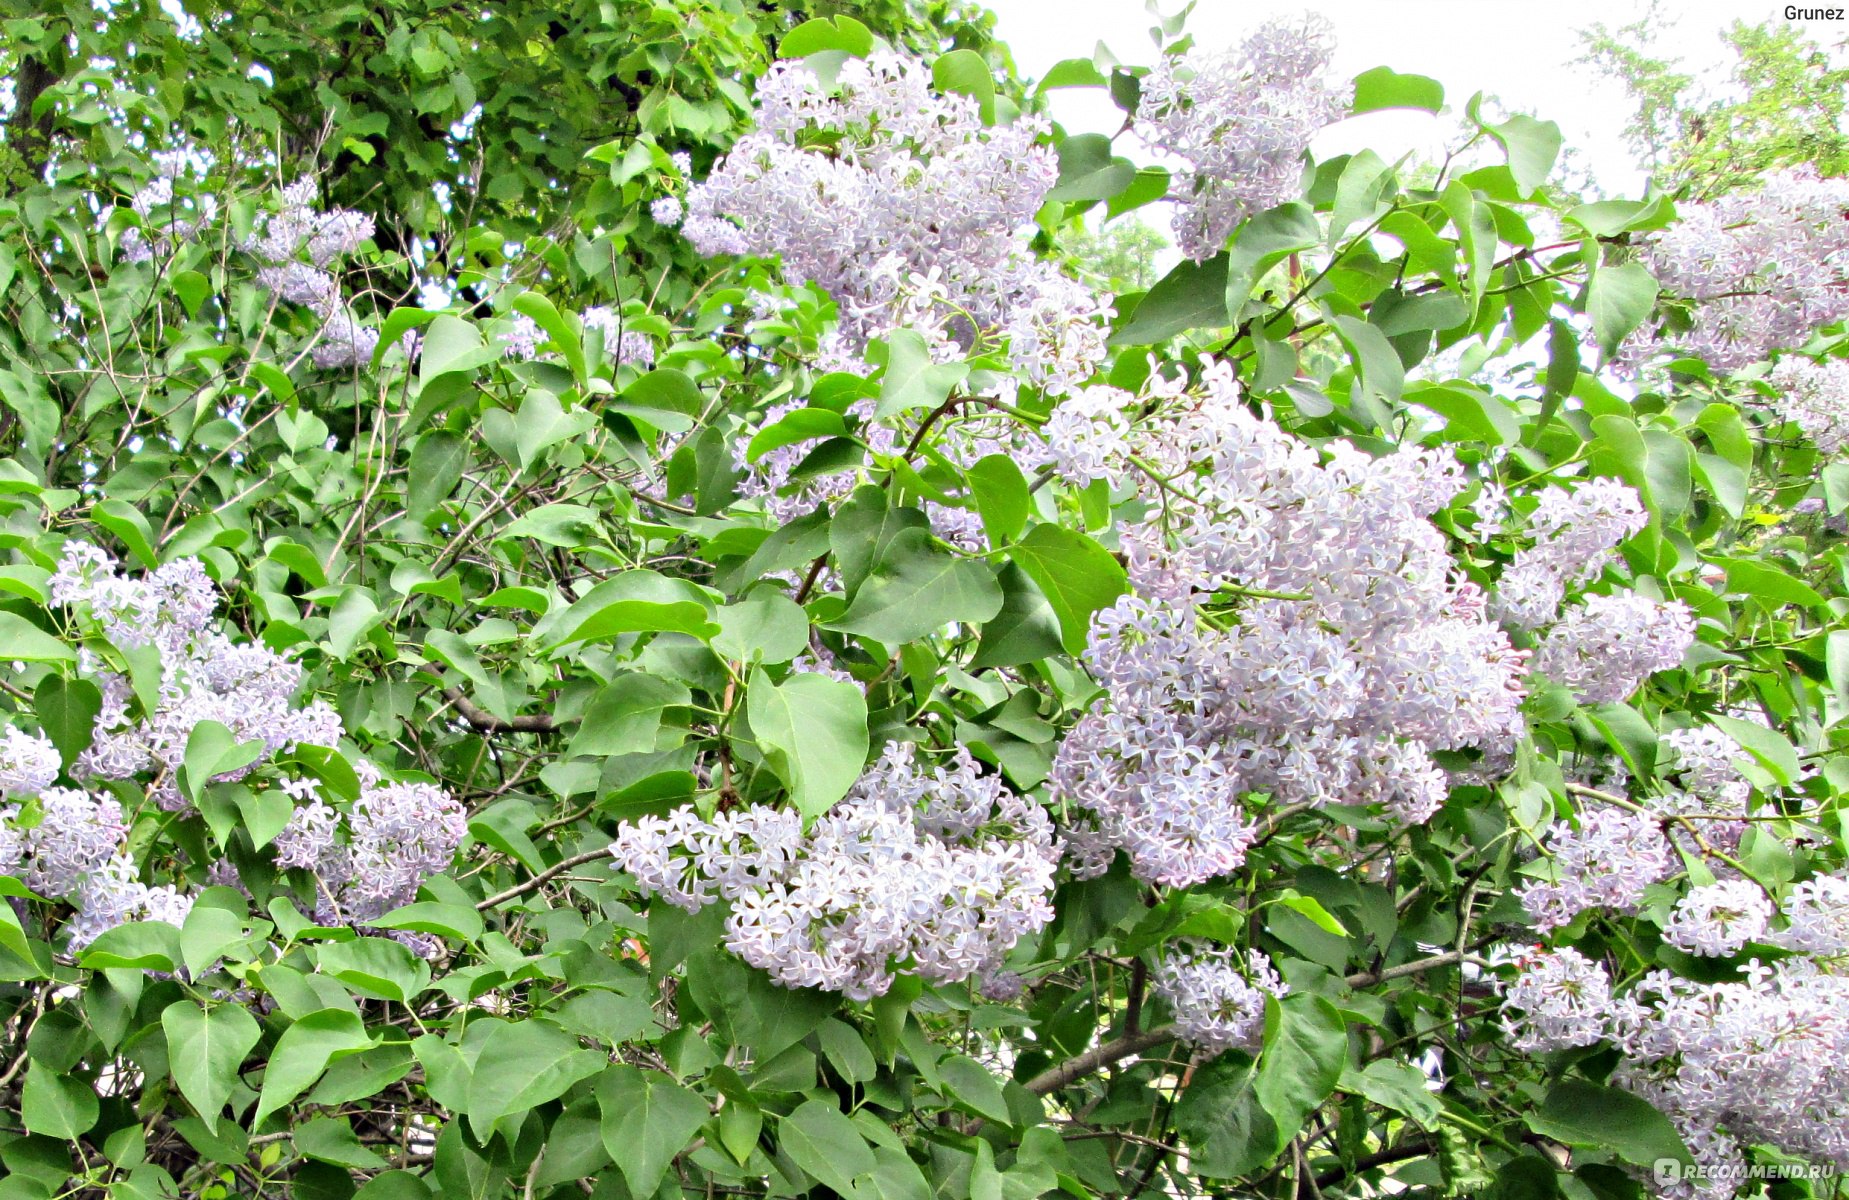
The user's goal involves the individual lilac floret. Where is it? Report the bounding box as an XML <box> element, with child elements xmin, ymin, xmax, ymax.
<box><xmin>1135</xmin><ymin>16</ymin><xmax>1352</xmax><ymax>262</ymax></box>
<box><xmin>1154</xmin><ymin>947</ymin><xmax>1288</xmax><ymax>1054</ymax></box>
<box><xmin>1662</xmin><ymin>880</ymin><xmax>1774</xmax><ymax>957</ymax></box>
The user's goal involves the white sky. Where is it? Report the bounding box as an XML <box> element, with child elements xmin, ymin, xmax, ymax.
<box><xmin>986</xmin><ymin>0</ymin><xmax>1847</xmax><ymax>200</ymax></box>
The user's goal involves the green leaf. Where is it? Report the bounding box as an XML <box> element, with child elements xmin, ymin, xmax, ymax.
<box><xmin>0</xmin><ymin>612</ymin><xmax>74</xmax><ymax>662</ymax></box>
<box><xmin>1109</xmin><ymin>254</ymin><xmax>1229</xmax><ymax>345</ymax></box>
<box><xmin>713</xmin><ymin>590</ymin><xmax>810</xmax><ymax>665</ymax></box>
<box><xmin>512</xmin><ymin>291</ymin><xmax>586</xmax><ymax>383</ymax></box>
<box><xmin>1045</xmin><ymin>133</ymin><xmax>1135</xmax><ymax>203</ymax></box>
<box><xmin>162</xmin><ymin>1001</ymin><xmax>261</xmax><ymax>1122</ymax></box>
<box><xmin>418</xmin><ymin>315</ymin><xmax>493</xmax><ymax>387</ymax></box>
<box><xmin>1253</xmin><ymin>995</ymin><xmax>1346</xmax><ymax>1137</ymax></box>
<box><xmin>971</xmin><ymin>563</ymin><xmax>1066</xmax><ymax>669</ymax></box>
<box><xmin>547</xmin><ymin>570</ymin><xmax>721</xmax><ymax>646</ymax></box>
<box><xmin>180</xmin><ymin>903</ymin><xmax>257</xmax><ymax>977</ymax></box>
<box><xmin>467</xmin><ymin>1019</ymin><xmax>607</xmax><ymax>1139</ymax></box>
<box><xmin>596</xmin><ymin>1064</ymin><xmax>711</xmax><ymax>1198</ymax></box>
<box><xmin>1587</xmin><ymin>263</ymin><xmax>1659</xmax><ymax>361</ymax></box>
<box><xmin>1226</xmin><ymin>203</ymin><xmax>1321</xmax><ymax>317</ymax></box>
<box><xmin>1328</xmin><ymin>314</ymin><xmax>1404</xmax><ymax>420</ymax></box>
<box><xmin>1478</xmin><ymin>109</ymin><xmax>1563</xmax><ymax>196</ymax></box>
<box><xmin>1007</xmin><ymin>525</ymin><xmax>1126</xmax><ymax>653</ymax></box>
<box><xmin>827</xmin><ymin>528</ymin><xmax>1002</xmax><ymax>645</ymax></box>
<box><xmin>875</xmin><ymin>329</ymin><xmax>968</xmax><ymax>421</ymax></box>
<box><xmin>1719</xmin><ymin>558</ymin><xmax>1825</xmax><ymax>611</ymax></box>
<box><xmin>78</xmin><ymin>919</ymin><xmax>181</xmax><ymax>971</ymax></box>
<box><xmin>370</xmin><ymin>901</ymin><xmax>484</xmax><ymax>944</ymax></box>
<box><xmin>181</xmin><ymin>720</ymin><xmax>267</xmax><ymax>806</ymax></box>
<box><xmin>1350</xmin><ymin>67</ymin><xmax>1444</xmax><ymax>114</ymax></box>
<box><xmin>932</xmin><ymin>49</ymin><xmax>996</xmax><ymax>123</ymax></box>
<box><xmin>295</xmin><ymin>1115</ymin><xmax>388</xmax><ymax>1170</ymax></box>
<box><xmin>407</xmin><ymin>431</ymin><xmax>468</xmax><ymax>522</ymax></box>
<box><xmin>1709</xmin><ymin>714</ymin><xmax>1801</xmax><ymax>788</ymax></box>
<box><xmin>569</xmin><ymin>672</ymin><xmax>691</xmax><ymax>757</ymax></box>
<box><xmin>1342</xmin><ymin>1059</ymin><xmax>1441</xmax><ymax>1126</ymax></box>
<box><xmin>253</xmin><ymin>1008</ymin><xmax>374</xmax><ymax>1127</ymax></box>
<box><xmin>938</xmin><ymin>1055</ymin><xmax>1011</xmax><ymax>1125</ymax></box>
<box><xmin>1526</xmin><ymin>1081</ymin><xmax>1691</xmax><ymax>1168</ymax></box>
<box><xmin>1175</xmin><ymin>1055</ymin><xmax>1280</xmax><ymax>1177</ymax></box>
<box><xmin>967</xmin><ymin>454</ymin><xmax>1031</xmax><ymax>547</ymax></box>
<box><xmin>746</xmin><ymin>666</ymin><xmax>869</xmax><ymax>820</ymax></box>
<box><xmin>94</xmin><ymin>499</ymin><xmax>158</xmax><ymax>569</ymax></box>
<box><xmin>326</xmin><ymin>587</ymin><xmax>383</xmax><ymax>659</ymax></box>
<box><xmin>780</xmin><ymin>14</ymin><xmax>873</xmax><ymax>57</ymax></box>
<box><xmin>1586</xmin><ymin>703</ymin><xmax>1659</xmax><ymax>779</ymax></box>
<box><xmin>372</xmin><ymin>307</ymin><xmax>443</xmax><ymax>370</ymax></box>
<box><xmin>35</xmin><ymin>674</ymin><xmax>100</xmax><ymax>771</ymax></box>
<box><xmin>22</xmin><ymin>1065</ymin><xmax>98</xmax><ymax>1139</ymax></box>
<box><xmin>779</xmin><ymin>1099</ymin><xmax>877</xmax><ymax>1195</ymax></box>
<box><xmin>613</xmin><ymin>369</ymin><xmax>706</xmax><ymax>433</ymax></box>
<box><xmin>318</xmin><ymin>937</ymin><xmax>428</xmax><ymax>1003</ymax></box>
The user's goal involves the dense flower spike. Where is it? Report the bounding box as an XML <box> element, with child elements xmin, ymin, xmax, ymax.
<box><xmin>1530</xmin><ymin>592</ymin><xmax>1696</xmax><ymax>705</ymax></box>
<box><xmin>681</xmin><ymin>53</ymin><xmax>1110</xmax><ymax>391</ymax></box>
<box><xmin>1662</xmin><ymin>879</ymin><xmax>1774</xmax><ymax>956</ymax></box>
<box><xmin>611</xmin><ymin>744</ymin><xmax>1057</xmax><ymax>999</ymax></box>
<box><xmin>1049</xmin><ymin>360</ymin><xmax>1528</xmax><ymax>885</ymax></box>
<box><xmin>49</xmin><ymin>542</ymin><xmax>343</xmax><ymax>812</ymax></box>
<box><xmin>1767</xmin><ymin>355</ymin><xmax>1849</xmax><ymax>455</ymax></box>
<box><xmin>1630</xmin><ymin>167</ymin><xmax>1849</xmax><ymax>371</ymax></box>
<box><xmin>1502</xmin><ymin>946</ymin><xmax>1617</xmax><ymax>1052</ymax></box>
<box><xmin>1155</xmin><ymin>947</ymin><xmax>1288</xmax><ymax>1053</ymax></box>
<box><xmin>1494</xmin><ymin>479</ymin><xmax>1649</xmax><ymax>630</ymax></box>
<box><xmin>1518</xmin><ymin>806</ymin><xmax>1675</xmax><ymax>931</ymax></box>
<box><xmin>1135</xmin><ymin>17</ymin><xmax>1352</xmax><ymax>261</ymax></box>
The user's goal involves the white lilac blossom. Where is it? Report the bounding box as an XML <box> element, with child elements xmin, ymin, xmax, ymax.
<box><xmin>1135</xmin><ymin>17</ymin><xmax>1351</xmax><ymax>262</ymax></box>
<box><xmin>1495</xmin><ymin>479</ymin><xmax>1649</xmax><ymax>630</ymax></box>
<box><xmin>611</xmin><ymin>743</ymin><xmax>1058</xmax><ymax>1000</ymax></box>
<box><xmin>1530</xmin><ymin>592</ymin><xmax>1696</xmax><ymax>705</ymax></box>
<box><xmin>49</xmin><ymin>542</ymin><xmax>342</xmax><ymax>812</ymax></box>
<box><xmin>680</xmin><ymin>52</ymin><xmax>1110</xmax><ymax>392</ymax></box>
<box><xmin>650</xmin><ymin>195</ymin><xmax>683</xmax><ymax>225</ymax></box>
<box><xmin>499</xmin><ymin>313</ymin><xmax>542</xmax><ymax>361</ymax></box>
<box><xmin>1628</xmin><ymin>167</ymin><xmax>1849</xmax><ymax>372</ymax></box>
<box><xmin>0</xmin><ymin>728</ymin><xmax>61</xmax><ymax>798</ymax></box>
<box><xmin>1779</xmin><ymin>873</ymin><xmax>1849</xmax><ymax>955</ymax></box>
<box><xmin>1518</xmin><ymin>806</ymin><xmax>1675</xmax><ymax>932</ymax></box>
<box><xmin>1048</xmin><ymin>358</ymin><xmax>1528</xmax><ymax>886</ymax></box>
<box><xmin>1509</xmin><ymin>936</ymin><xmax>1849</xmax><ymax>1196</ymax></box>
<box><xmin>20</xmin><ymin>787</ymin><xmax>130</xmax><ymax>898</ymax></box>
<box><xmin>1154</xmin><ymin>947</ymin><xmax>1288</xmax><ymax>1054</ymax></box>
<box><xmin>1501</xmin><ymin>946</ymin><xmax>1616</xmax><ymax>1052</ymax></box>
<box><xmin>1766</xmin><ymin>355</ymin><xmax>1849</xmax><ymax>455</ymax></box>
<box><xmin>581</xmin><ymin>307</ymin><xmax>656</xmax><ymax>368</ymax></box>
<box><xmin>1662</xmin><ymin>880</ymin><xmax>1774</xmax><ymax>957</ymax></box>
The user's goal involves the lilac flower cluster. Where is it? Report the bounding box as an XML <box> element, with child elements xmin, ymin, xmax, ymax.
<box><xmin>1048</xmin><ymin>359</ymin><xmax>1528</xmax><ymax>886</ymax></box>
<box><xmin>1766</xmin><ymin>355</ymin><xmax>1849</xmax><ymax>455</ymax></box>
<box><xmin>680</xmin><ymin>53</ymin><xmax>1110</xmax><ymax>392</ymax></box>
<box><xmin>1662</xmin><ymin>880</ymin><xmax>1773</xmax><ymax>956</ymax></box>
<box><xmin>611</xmin><ymin>744</ymin><xmax>1058</xmax><ymax>1000</ymax></box>
<box><xmin>120</xmin><ymin>154</ymin><xmax>220</xmax><ymax>264</ymax></box>
<box><xmin>242</xmin><ymin>179</ymin><xmax>381</xmax><ymax>369</ymax></box>
<box><xmin>580</xmin><ymin>306</ymin><xmax>657</xmax><ymax>369</ymax></box>
<box><xmin>1630</xmin><ymin>167</ymin><xmax>1849</xmax><ymax>371</ymax></box>
<box><xmin>48</xmin><ymin>542</ymin><xmax>343</xmax><ymax>812</ymax></box>
<box><xmin>1530</xmin><ymin>592</ymin><xmax>1696</xmax><ymax>706</ymax></box>
<box><xmin>273</xmin><ymin>763</ymin><xmax>468</xmax><ymax>932</ymax></box>
<box><xmin>1494</xmin><ymin>480</ymin><xmax>1648</xmax><ymax>630</ymax></box>
<box><xmin>1507</xmin><ymin>942</ymin><xmax>1849</xmax><ymax>1199</ymax></box>
<box><xmin>1518</xmin><ymin>806</ymin><xmax>1675</xmax><ymax>932</ymax></box>
<box><xmin>1154</xmin><ymin>947</ymin><xmax>1288</xmax><ymax>1054</ymax></box>
<box><xmin>1135</xmin><ymin>17</ymin><xmax>1352</xmax><ymax>262</ymax></box>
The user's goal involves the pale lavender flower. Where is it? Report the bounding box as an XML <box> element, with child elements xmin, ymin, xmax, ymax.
<box><xmin>1155</xmin><ymin>947</ymin><xmax>1288</xmax><ymax>1054</ymax></box>
<box><xmin>1663</xmin><ymin>880</ymin><xmax>1774</xmax><ymax>956</ymax></box>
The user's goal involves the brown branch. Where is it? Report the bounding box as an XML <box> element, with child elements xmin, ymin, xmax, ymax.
<box><xmin>442</xmin><ymin>687</ymin><xmax>557</xmax><ymax>733</ymax></box>
<box><xmin>475</xmin><ymin>847</ymin><xmax>617</xmax><ymax>911</ymax></box>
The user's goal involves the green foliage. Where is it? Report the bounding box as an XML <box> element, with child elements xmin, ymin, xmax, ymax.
<box><xmin>0</xmin><ymin>4</ymin><xmax>1840</xmax><ymax>1200</ymax></box>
